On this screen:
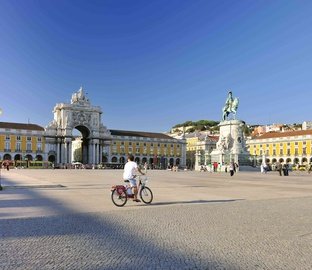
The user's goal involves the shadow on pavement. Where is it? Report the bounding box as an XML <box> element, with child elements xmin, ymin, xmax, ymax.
<box><xmin>0</xmin><ymin>174</ymin><xmax>238</xmax><ymax>270</ymax></box>
<box><xmin>147</xmin><ymin>199</ymin><xmax>242</xmax><ymax>207</ymax></box>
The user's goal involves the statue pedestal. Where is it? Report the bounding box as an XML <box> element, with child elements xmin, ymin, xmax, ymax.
<box><xmin>210</xmin><ymin>120</ymin><xmax>250</xmax><ymax>165</ymax></box>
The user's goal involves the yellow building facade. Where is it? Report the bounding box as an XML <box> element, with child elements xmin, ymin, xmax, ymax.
<box><xmin>0</xmin><ymin>122</ymin><xmax>46</xmax><ymax>165</ymax></box>
<box><xmin>247</xmin><ymin>130</ymin><xmax>312</xmax><ymax>165</ymax></box>
<box><xmin>186</xmin><ymin>136</ymin><xmax>200</xmax><ymax>151</ymax></box>
<box><xmin>109</xmin><ymin>130</ymin><xmax>186</xmax><ymax>168</ymax></box>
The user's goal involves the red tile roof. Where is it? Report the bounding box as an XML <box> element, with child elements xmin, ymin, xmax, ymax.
<box><xmin>0</xmin><ymin>122</ymin><xmax>44</xmax><ymax>131</ymax></box>
<box><xmin>254</xmin><ymin>130</ymin><xmax>312</xmax><ymax>139</ymax></box>
<box><xmin>110</xmin><ymin>129</ymin><xmax>177</xmax><ymax>140</ymax></box>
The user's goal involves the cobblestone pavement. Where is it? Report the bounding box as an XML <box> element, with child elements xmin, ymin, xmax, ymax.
<box><xmin>0</xmin><ymin>169</ymin><xmax>312</xmax><ymax>269</ymax></box>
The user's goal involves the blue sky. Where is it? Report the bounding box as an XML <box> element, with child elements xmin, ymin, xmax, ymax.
<box><xmin>0</xmin><ymin>0</ymin><xmax>312</xmax><ymax>132</ymax></box>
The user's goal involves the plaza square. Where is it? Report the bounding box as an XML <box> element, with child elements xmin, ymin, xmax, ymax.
<box><xmin>1</xmin><ymin>169</ymin><xmax>312</xmax><ymax>269</ymax></box>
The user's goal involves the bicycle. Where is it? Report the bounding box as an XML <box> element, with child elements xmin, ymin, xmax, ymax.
<box><xmin>111</xmin><ymin>175</ymin><xmax>153</xmax><ymax>207</ymax></box>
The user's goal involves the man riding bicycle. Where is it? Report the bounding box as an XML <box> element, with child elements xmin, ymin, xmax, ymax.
<box><xmin>123</xmin><ymin>154</ymin><xmax>145</xmax><ymax>202</ymax></box>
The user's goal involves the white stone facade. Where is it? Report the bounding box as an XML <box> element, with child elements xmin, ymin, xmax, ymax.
<box><xmin>44</xmin><ymin>87</ymin><xmax>111</xmax><ymax>165</ymax></box>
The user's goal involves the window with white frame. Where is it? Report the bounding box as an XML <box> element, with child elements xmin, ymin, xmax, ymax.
<box><xmin>37</xmin><ymin>143</ymin><xmax>42</xmax><ymax>151</ymax></box>
<box><xmin>16</xmin><ymin>142</ymin><xmax>21</xmax><ymax>151</ymax></box>
<box><xmin>5</xmin><ymin>141</ymin><xmax>10</xmax><ymax>150</ymax></box>
<box><xmin>303</xmin><ymin>147</ymin><xmax>306</xmax><ymax>155</ymax></box>
<box><xmin>27</xmin><ymin>142</ymin><xmax>32</xmax><ymax>151</ymax></box>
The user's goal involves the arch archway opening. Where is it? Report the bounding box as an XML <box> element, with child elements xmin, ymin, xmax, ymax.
<box><xmin>25</xmin><ymin>154</ymin><xmax>33</xmax><ymax>161</ymax></box>
<box><xmin>72</xmin><ymin>126</ymin><xmax>90</xmax><ymax>164</ymax></box>
<box><xmin>3</xmin><ymin>154</ymin><xmax>11</xmax><ymax>160</ymax></box>
<box><xmin>36</xmin><ymin>155</ymin><xmax>43</xmax><ymax>161</ymax></box>
<box><xmin>48</xmin><ymin>155</ymin><xmax>56</xmax><ymax>163</ymax></box>
<box><xmin>14</xmin><ymin>154</ymin><xmax>22</xmax><ymax>161</ymax></box>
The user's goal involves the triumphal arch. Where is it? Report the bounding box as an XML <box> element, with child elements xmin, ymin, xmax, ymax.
<box><xmin>45</xmin><ymin>87</ymin><xmax>111</xmax><ymax>165</ymax></box>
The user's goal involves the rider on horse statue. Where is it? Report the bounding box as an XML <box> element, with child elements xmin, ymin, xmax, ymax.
<box><xmin>222</xmin><ymin>91</ymin><xmax>239</xmax><ymax>121</ymax></box>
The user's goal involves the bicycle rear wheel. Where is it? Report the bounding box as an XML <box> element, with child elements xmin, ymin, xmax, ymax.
<box><xmin>111</xmin><ymin>189</ymin><xmax>127</xmax><ymax>207</ymax></box>
<box><xmin>140</xmin><ymin>186</ymin><xmax>153</xmax><ymax>204</ymax></box>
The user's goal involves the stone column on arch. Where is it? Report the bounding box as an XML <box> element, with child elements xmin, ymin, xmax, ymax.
<box><xmin>68</xmin><ymin>141</ymin><xmax>72</xmax><ymax>164</ymax></box>
<box><xmin>95</xmin><ymin>143</ymin><xmax>98</xmax><ymax>164</ymax></box>
<box><xmin>64</xmin><ymin>137</ymin><xmax>72</xmax><ymax>164</ymax></box>
<box><xmin>92</xmin><ymin>140</ymin><xmax>96</xmax><ymax>164</ymax></box>
<box><xmin>61</xmin><ymin>140</ymin><xmax>66</xmax><ymax>164</ymax></box>
<box><xmin>88</xmin><ymin>139</ymin><xmax>94</xmax><ymax>164</ymax></box>
<box><xmin>99</xmin><ymin>143</ymin><xmax>103</xmax><ymax>163</ymax></box>
<box><xmin>56</xmin><ymin>140</ymin><xmax>60</xmax><ymax>164</ymax></box>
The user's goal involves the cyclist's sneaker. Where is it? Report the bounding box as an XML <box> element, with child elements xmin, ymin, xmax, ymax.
<box><xmin>133</xmin><ymin>199</ymin><xmax>141</xmax><ymax>202</ymax></box>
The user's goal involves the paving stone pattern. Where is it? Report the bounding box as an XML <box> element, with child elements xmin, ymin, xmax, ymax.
<box><xmin>1</xmin><ymin>169</ymin><xmax>312</xmax><ymax>269</ymax></box>
<box><xmin>1</xmin><ymin>197</ymin><xmax>312</xmax><ymax>270</ymax></box>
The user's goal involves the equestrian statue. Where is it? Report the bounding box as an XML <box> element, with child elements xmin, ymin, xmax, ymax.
<box><xmin>222</xmin><ymin>91</ymin><xmax>239</xmax><ymax>121</ymax></box>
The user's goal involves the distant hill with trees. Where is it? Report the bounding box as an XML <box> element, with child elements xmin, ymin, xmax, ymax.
<box><xmin>171</xmin><ymin>119</ymin><xmax>253</xmax><ymax>136</ymax></box>
<box><xmin>172</xmin><ymin>120</ymin><xmax>220</xmax><ymax>133</ymax></box>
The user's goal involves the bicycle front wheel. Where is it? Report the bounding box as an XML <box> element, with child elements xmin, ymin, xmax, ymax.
<box><xmin>111</xmin><ymin>189</ymin><xmax>127</xmax><ymax>207</ymax></box>
<box><xmin>140</xmin><ymin>187</ymin><xmax>153</xmax><ymax>204</ymax></box>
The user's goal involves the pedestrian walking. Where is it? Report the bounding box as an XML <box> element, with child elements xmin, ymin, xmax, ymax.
<box><xmin>283</xmin><ymin>163</ymin><xmax>289</xmax><ymax>176</ymax></box>
<box><xmin>229</xmin><ymin>162</ymin><xmax>235</xmax><ymax>176</ymax></box>
<box><xmin>213</xmin><ymin>162</ymin><xmax>218</xmax><ymax>172</ymax></box>
<box><xmin>276</xmin><ymin>162</ymin><xmax>282</xmax><ymax>176</ymax></box>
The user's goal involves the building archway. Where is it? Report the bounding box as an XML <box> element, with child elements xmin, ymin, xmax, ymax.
<box><xmin>272</xmin><ymin>158</ymin><xmax>277</xmax><ymax>163</ymax></box>
<box><xmin>72</xmin><ymin>126</ymin><xmax>90</xmax><ymax>164</ymax></box>
<box><xmin>48</xmin><ymin>155</ymin><xmax>56</xmax><ymax>163</ymax></box>
<box><xmin>135</xmin><ymin>157</ymin><xmax>140</xmax><ymax>164</ymax></box>
<box><xmin>14</xmin><ymin>154</ymin><xmax>22</xmax><ymax>161</ymax></box>
<box><xmin>36</xmin><ymin>155</ymin><xmax>43</xmax><ymax>161</ymax></box>
<box><xmin>25</xmin><ymin>154</ymin><xmax>33</xmax><ymax>161</ymax></box>
<box><xmin>279</xmin><ymin>158</ymin><xmax>284</xmax><ymax>163</ymax></box>
<box><xmin>286</xmin><ymin>158</ymin><xmax>292</xmax><ymax>164</ymax></box>
<box><xmin>294</xmin><ymin>158</ymin><xmax>299</xmax><ymax>164</ymax></box>
<box><xmin>302</xmin><ymin>157</ymin><xmax>308</xmax><ymax>164</ymax></box>
<box><xmin>142</xmin><ymin>157</ymin><xmax>147</xmax><ymax>164</ymax></box>
<box><xmin>119</xmin><ymin>157</ymin><xmax>125</xmax><ymax>163</ymax></box>
<box><xmin>169</xmin><ymin>158</ymin><xmax>174</xmax><ymax>166</ymax></box>
<box><xmin>176</xmin><ymin>158</ymin><xmax>180</xmax><ymax>166</ymax></box>
<box><xmin>111</xmin><ymin>157</ymin><xmax>117</xmax><ymax>163</ymax></box>
<box><xmin>3</xmin><ymin>154</ymin><xmax>11</xmax><ymax>160</ymax></box>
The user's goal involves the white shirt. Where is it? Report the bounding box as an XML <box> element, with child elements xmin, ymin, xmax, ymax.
<box><xmin>123</xmin><ymin>161</ymin><xmax>138</xmax><ymax>180</ymax></box>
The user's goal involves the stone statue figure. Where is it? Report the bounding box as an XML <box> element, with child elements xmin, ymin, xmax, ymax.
<box><xmin>222</xmin><ymin>91</ymin><xmax>239</xmax><ymax>121</ymax></box>
<box><xmin>71</xmin><ymin>87</ymin><xmax>90</xmax><ymax>105</ymax></box>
